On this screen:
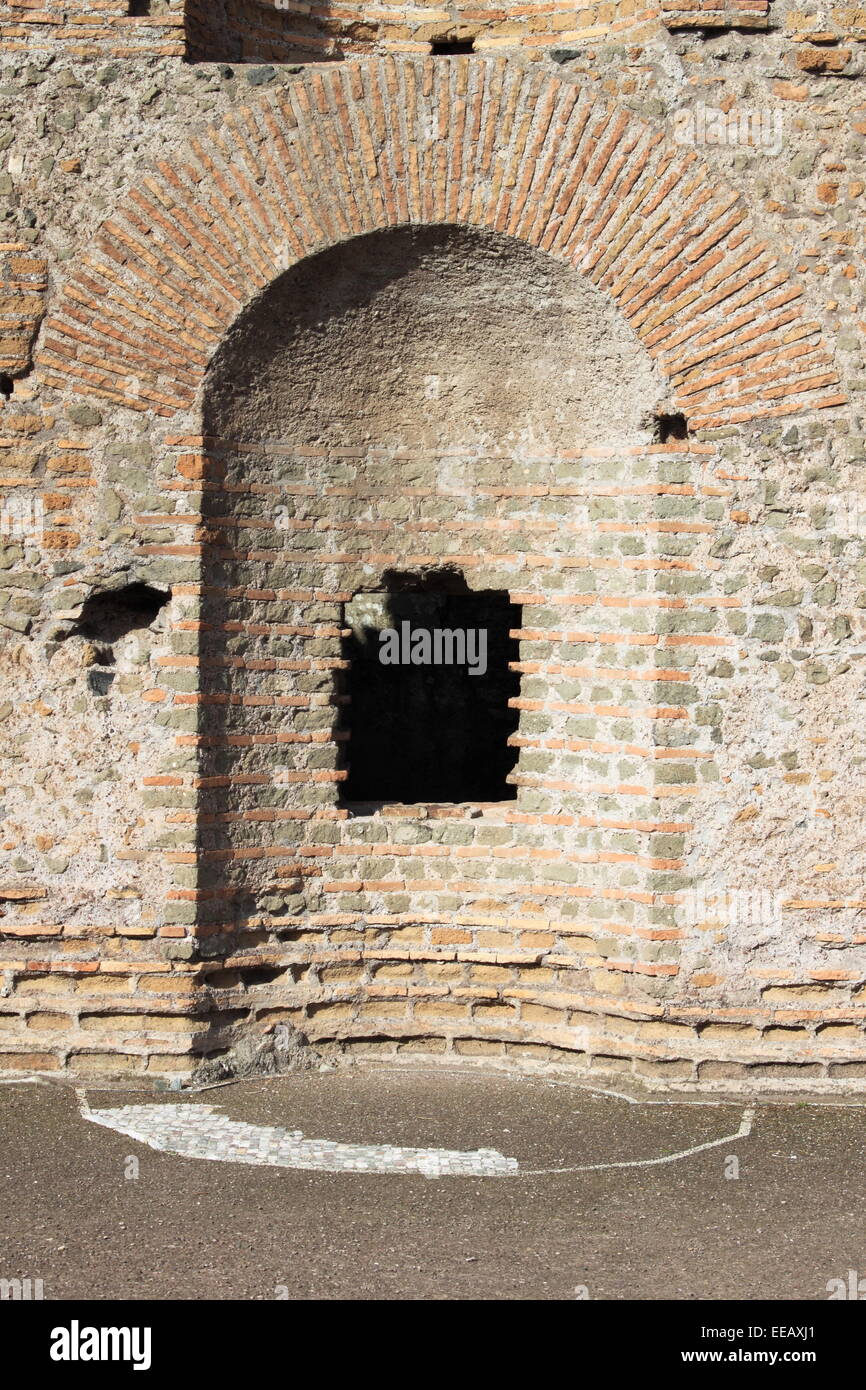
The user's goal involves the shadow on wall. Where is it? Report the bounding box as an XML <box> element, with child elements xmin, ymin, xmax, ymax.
<box><xmin>205</xmin><ymin>225</ymin><xmax>666</xmax><ymax>452</ymax></box>
<box><xmin>183</xmin><ymin>0</ymin><xmax>374</xmax><ymax>63</ymax></box>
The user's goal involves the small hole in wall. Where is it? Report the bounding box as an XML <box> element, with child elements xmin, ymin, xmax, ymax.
<box><xmin>0</xmin><ymin>374</ymin><xmax>14</xmax><ymax>400</ymax></box>
<box><xmin>69</xmin><ymin>582</ymin><xmax>170</xmax><ymax>644</ymax></box>
<box><xmin>128</xmin><ymin>1</ymin><xmax>152</xmax><ymax>14</ymax></box>
<box><xmin>430</xmin><ymin>38</ymin><xmax>476</xmax><ymax>54</ymax></box>
<box><xmin>656</xmin><ymin>412</ymin><xmax>689</xmax><ymax>443</ymax></box>
<box><xmin>87</xmin><ymin>669</ymin><xmax>116</xmax><ymax>697</ymax></box>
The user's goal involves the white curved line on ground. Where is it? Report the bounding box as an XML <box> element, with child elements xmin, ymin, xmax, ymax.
<box><xmin>75</xmin><ymin>1090</ymin><xmax>755</xmax><ymax>1179</ymax></box>
<box><xmin>517</xmin><ymin>1107</ymin><xmax>755</xmax><ymax>1175</ymax></box>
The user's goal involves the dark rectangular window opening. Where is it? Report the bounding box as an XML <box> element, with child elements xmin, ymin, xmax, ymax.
<box><xmin>430</xmin><ymin>39</ymin><xmax>476</xmax><ymax>55</ymax></box>
<box><xmin>336</xmin><ymin>570</ymin><xmax>521</xmax><ymax>806</ymax></box>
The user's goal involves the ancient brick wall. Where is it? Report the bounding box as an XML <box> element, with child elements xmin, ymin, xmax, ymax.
<box><xmin>0</xmin><ymin>0</ymin><xmax>186</xmax><ymax>58</ymax></box>
<box><xmin>182</xmin><ymin>0</ymin><xmax>664</xmax><ymax>62</ymax></box>
<box><xmin>1</xmin><ymin>10</ymin><xmax>866</xmax><ymax>1088</ymax></box>
<box><xmin>1</xmin><ymin>0</ymin><xmax>771</xmax><ymax>62</ymax></box>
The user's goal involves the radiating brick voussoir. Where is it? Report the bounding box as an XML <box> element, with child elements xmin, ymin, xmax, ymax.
<box><xmin>37</xmin><ymin>57</ymin><xmax>843</xmax><ymax>427</ymax></box>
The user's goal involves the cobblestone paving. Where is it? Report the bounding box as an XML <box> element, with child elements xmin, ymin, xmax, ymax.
<box><xmin>84</xmin><ymin>1102</ymin><xmax>520</xmax><ymax>1179</ymax></box>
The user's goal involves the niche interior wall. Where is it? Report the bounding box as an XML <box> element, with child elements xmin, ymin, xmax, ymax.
<box><xmin>1</xmin><ymin>3</ymin><xmax>866</xmax><ymax>1090</ymax></box>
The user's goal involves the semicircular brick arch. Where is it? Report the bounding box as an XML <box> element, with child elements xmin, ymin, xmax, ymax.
<box><xmin>37</xmin><ymin>56</ymin><xmax>844</xmax><ymax>430</ymax></box>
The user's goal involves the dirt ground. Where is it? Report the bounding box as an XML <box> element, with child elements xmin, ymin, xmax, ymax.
<box><xmin>2</xmin><ymin>1064</ymin><xmax>865</xmax><ymax>1303</ymax></box>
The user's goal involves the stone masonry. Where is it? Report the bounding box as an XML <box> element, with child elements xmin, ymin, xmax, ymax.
<box><xmin>1</xmin><ymin>0</ymin><xmax>866</xmax><ymax>1090</ymax></box>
